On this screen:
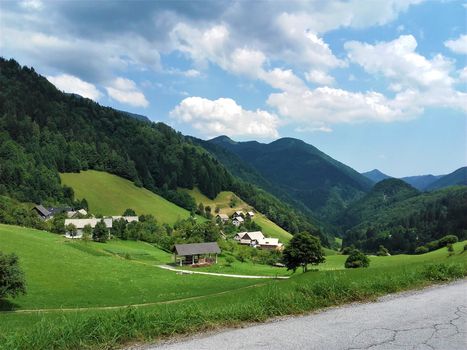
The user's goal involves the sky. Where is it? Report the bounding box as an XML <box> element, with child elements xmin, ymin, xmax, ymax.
<box><xmin>1</xmin><ymin>0</ymin><xmax>466</xmax><ymax>177</ymax></box>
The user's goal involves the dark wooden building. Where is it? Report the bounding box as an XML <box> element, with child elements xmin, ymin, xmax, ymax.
<box><xmin>174</xmin><ymin>242</ymin><xmax>221</xmax><ymax>266</ymax></box>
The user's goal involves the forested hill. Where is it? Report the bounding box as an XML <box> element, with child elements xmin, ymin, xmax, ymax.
<box><xmin>207</xmin><ymin>135</ymin><xmax>373</xmax><ymax>223</ymax></box>
<box><xmin>0</xmin><ymin>58</ymin><xmax>327</xmax><ymax>244</ymax></box>
<box><xmin>341</xmin><ymin>179</ymin><xmax>467</xmax><ymax>253</ymax></box>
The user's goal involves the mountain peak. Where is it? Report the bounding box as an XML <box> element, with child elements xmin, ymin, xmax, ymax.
<box><xmin>362</xmin><ymin>169</ymin><xmax>391</xmax><ymax>183</ymax></box>
<box><xmin>209</xmin><ymin>135</ymin><xmax>237</xmax><ymax>144</ymax></box>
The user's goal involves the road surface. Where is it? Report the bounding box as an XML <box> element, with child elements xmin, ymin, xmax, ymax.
<box><xmin>146</xmin><ymin>280</ymin><xmax>467</xmax><ymax>350</ymax></box>
<box><xmin>157</xmin><ymin>264</ymin><xmax>289</xmax><ymax>279</ymax></box>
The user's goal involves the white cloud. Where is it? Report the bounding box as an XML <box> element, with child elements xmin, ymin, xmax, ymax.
<box><xmin>444</xmin><ymin>34</ymin><xmax>467</xmax><ymax>55</ymax></box>
<box><xmin>183</xmin><ymin>69</ymin><xmax>201</xmax><ymax>77</ymax></box>
<box><xmin>171</xmin><ymin>97</ymin><xmax>279</xmax><ymax>138</ymax></box>
<box><xmin>345</xmin><ymin>35</ymin><xmax>455</xmax><ymax>90</ymax></box>
<box><xmin>47</xmin><ymin>74</ymin><xmax>101</xmax><ymax>100</ymax></box>
<box><xmin>105</xmin><ymin>77</ymin><xmax>149</xmax><ymax>108</ymax></box>
<box><xmin>260</xmin><ymin>68</ymin><xmax>307</xmax><ymax>93</ymax></box>
<box><xmin>305</xmin><ymin>69</ymin><xmax>335</xmax><ymax>85</ymax></box>
<box><xmin>267</xmin><ymin>87</ymin><xmax>408</xmax><ymax>126</ymax></box>
<box><xmin>228</xmin><ymin>48</ymin><xmax>266</xmax><ymax>77</ymax></box>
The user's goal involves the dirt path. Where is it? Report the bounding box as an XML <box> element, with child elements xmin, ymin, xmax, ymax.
<box><xmin>156</xmin><ymin>264</ymin><xmax>290</xmax><ymax>279</ymax></box>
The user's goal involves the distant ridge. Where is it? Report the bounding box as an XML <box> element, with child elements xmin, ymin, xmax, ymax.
<box><xmin>426</xmin><ymin>166</ymin><xmax>467</xmax><ymax>191</ymax></box>
<box><xmin>362</xmin><ymin>169</ymin><xmax>391</xmax><ymax>183</ymax></box>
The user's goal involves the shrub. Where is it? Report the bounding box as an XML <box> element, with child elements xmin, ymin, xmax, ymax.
<box><xmin>421</xmin><ymin>263</ymin><xmax>465</xmax><ymax>281</ymax></box>
<box><xmin>447</xmin><ymin>244</ymin><xmax>454</xmax><ymax>252</ymax></box>
<box><xmin>0</xmin><ymin>252</ymin><xmax>26</xmax><ymax>299</ymax></box>
<box><xmin>341</xmin><ymin>246</ymin><xmax>354</xmax><ymax>255</ymax></box>
<box><xmin>438</xmin><ymin>235</ymin><xmax>458</xmax><ymax>247</ymax></box>
<box><xmin>415</xmin><ymin>246</ymin><xmax>429</xmax><ymax>254</ymax></box>
<box><xmin>463</xmin><ymin>244</ymin><xmax>467</xmax><ymax>253</ymax></box>
<box><xmin>345</xmin><ymin>250</ymin><xmax>370</xmax><ymax>268</ymax></box>
<box><xmin>225</xmin><ymin>256</ymin><xmax>235</xmax><ymax>266</ymax></box>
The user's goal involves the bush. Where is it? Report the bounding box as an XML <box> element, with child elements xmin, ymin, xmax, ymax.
<box><xmin>438</xmin><ymin>235</ymin><xmax>458</xmax><ymax>247</ymax></box>
<box><xmin>345</xmin><ymin>250</ymin><xmax>370</xmax><ymax>268</ymax></box>
<box><xmin>447</xmin><ymin>244</ymin><xmax>454</xmax><ymax>252</ymax></box>
<box><xmin>421</xmin><ymin>263</ymin><xmax>465</xmax><ymax>281</ymax></box>
<box><xmin>0</xmin><ymin>252</ymin><xmax>26</xmax><ymax>299</ymax></box>
<box><xmin>341</xmin><ymin>246</ymin><xmax>354</xmax><ymax>255</ymax></box>
<box><xmin>415</xmin><ymin>246</ymin><xmax>429</xmax><ymax>254</ymax></box>
<box><xmin>225</xmin><ymin>256</ymin><xmax>235</xmax><ymax>266</ymax></box>
<box><xmin>463</xmin><ymin>244</ymin><xmax>467</xmax><ymax>253</ymax></box>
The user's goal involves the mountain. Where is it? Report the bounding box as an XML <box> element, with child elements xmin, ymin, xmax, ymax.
<box><xmin>401</xmin><ymin>174</ymin><xmax>443</xmax><ymax>191</ymax></box>
<box><xmin>341</xmin><ymin>180</ymin><xmax>467</xmax><ymax>253</ymax></box>
<box><xmin>207</xmin><ymin>135</ymin><xmax>373</xmax><ymax>224</ymax></box>
<box><xmin>0</xmin><ymin>58</ymin><xmax>327</xmax><ymax>244</ymax></box>
<box><xmin>362</xmin><ymin>169</ymin><xmax>392</xmax><ymax>183</ymax></box>
<box><xmin>426</xmin><ymin>167</ymin><xmax>467</xmax><ymax>191</ymax></box>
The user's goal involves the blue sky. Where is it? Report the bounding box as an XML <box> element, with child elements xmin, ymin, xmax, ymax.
<box><xmin>1</xmin><ymin>0</ymin><xmax>465</xmax><ymax>177</ymax></box>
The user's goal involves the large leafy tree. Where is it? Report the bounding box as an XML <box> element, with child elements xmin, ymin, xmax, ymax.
<box><xmin>92</xmin><ymin>220</ymin><xmax>109</xmax><ymax>243</ymax></box>
<box><xmin>282</xmin><ymin>232</ymin><xmax>325</xmax><ymax>272</ymax></box>
<box><xmin>0</xmin><ymin>252</ymin><xmax>26</xmax><ymax>299</ymax></box>
<box><xmin>345</xmin><ymin>249</ymin><xmax>370</xmax><ymax>268</ymax></box>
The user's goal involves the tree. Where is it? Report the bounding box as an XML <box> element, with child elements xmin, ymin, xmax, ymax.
<box><xmin>82</xmin><ymin>224</ymin><xmax>92</xmax><ymax>242</ymax></box>
<box><xmin>0</xmin><ymin>252</ymin><xmax>26</xmax><ymax>299</ymax></box>
<box><xmin>123</xmin><ymin>208</ymin><xmax>136</xmax><ymax>216</ymax></box>
<box><xmin>345</xmin><ymin>249</ymin><xmax>370</xmax><ymax>268</ymax></box>
<box><xmin>65</xmin><ymin>223</ymin><xmax>77</xmax><ymax>238</ymax></box>
<box><xmin>92</xmin><ymin>219</ymin><xmax>109</xmax><ymax>242</ymax></box>
<box><xmin>282</xmin><ymin>232</ymin><xmax>325</xmax><ymax>272</ymax></box>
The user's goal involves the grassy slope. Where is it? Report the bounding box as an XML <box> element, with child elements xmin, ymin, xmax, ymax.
<box><xmin>2</xmin><ymin>235</ymin><xmax>466</xmax><ymax>350</ymax></box>
<box><xmin>320</xmin><ymin>241</ymin><xmax>467</xmax><ymax>270</ymax></box>
<box><xmin>0</xmin><ymin>224</ymin><xmax>262</xmax><ymax>310</ymax></box>
<box><xmin>181</xmin><ymin>187</ymin><xmax>293</xmax><ymax>243</ymax></box>
<box><xmin>60</xmin><ymin>170</ymin><xmax>194</xmax><ymax>225</ymax></box>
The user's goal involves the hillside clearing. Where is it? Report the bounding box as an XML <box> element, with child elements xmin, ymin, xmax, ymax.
<box><xmin>181</xmin><ymin>187</ymin><xmax>293</xmax><ymax>242</ymax></box>
<box><xmin>60</xmin><ymin>170</ymin><xmax>195</xmax><ymax>225</ymax></box>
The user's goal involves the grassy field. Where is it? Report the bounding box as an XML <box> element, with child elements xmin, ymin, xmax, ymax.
<box><xmin>1</xmin><ymin>225</ymin><xmax>465</xmax><ymax>349</ymax></box>
<box><xmin>181</xmin><ymin>187</ymin><xmax>293</xmax><ymax>242</ymax></box>
<box><xmin>60</xmin><ymin>170</ymin><xmax>195</xmax><ymax>225</ymax></box>
<box><xmin>0</xmin><ymin>224</ymin><xmax>262</xmax><ymax>311</ymax></box>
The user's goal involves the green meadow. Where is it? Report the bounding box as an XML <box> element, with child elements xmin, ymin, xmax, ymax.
<box><xmin>60</xmin><ymin>170</ymin><xmax>194</xmax><ymax>225</ymax></box>
<box><xmin>1</xmin><ymin>224</ymin><xmax>466</xmax><ymax>350</ymax></box>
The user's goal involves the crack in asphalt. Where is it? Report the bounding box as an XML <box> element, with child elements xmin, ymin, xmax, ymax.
<box><xmin>346</xmin><ymin>305</ymin><xmax>467</xmax><ymax>350</ymax></box>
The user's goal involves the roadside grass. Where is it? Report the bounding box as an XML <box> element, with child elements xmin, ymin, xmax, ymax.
<box><xmin>60</xmin><ymin>170</ymin><xmax>197</xmax><ymax>225</ymax></box>
<box><xmin>1</xmin><ymin>252</ymin><xmax>466</xmax><ymax>350</ymax></box>
<box><xmin>0</xmin><ymin>224</ymin><xmax>263</xmax><ymax>311</ymax></box>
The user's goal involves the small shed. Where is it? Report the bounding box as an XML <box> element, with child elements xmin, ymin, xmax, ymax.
<box><xmin>33</xmin><ymin>205</ymin><xmax>51</xmax><ymax>220</ymax></box>
<box><xmin>174</xmin><ymin>242</ymin><xmax>221</xmax><ymax>266</ymax></box>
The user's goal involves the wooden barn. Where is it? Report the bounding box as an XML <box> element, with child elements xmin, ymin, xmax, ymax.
<box><xmin>174</xmin><ymin>242</ymin><xmax>221</xmax><ymax>266</ymax></box>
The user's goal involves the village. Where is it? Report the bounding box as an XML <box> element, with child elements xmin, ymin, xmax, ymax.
<box><xmin>32</xmin><ymin>204</ymin><xmax>284</xmax><ymax>267</ymax></box>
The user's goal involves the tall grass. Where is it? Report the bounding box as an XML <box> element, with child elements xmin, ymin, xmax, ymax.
<box><xmin>2</xmin><ymin>258</ymin><xmax>465</xmax><ymax>350</ymax></box>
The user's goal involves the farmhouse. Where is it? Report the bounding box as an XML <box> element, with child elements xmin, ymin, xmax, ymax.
<box><xmin>246</xmin><ymin>211</ymin><xmax>255</xmax><ymax>218</ymax></box>
<box><xmin>66</xmin><ymin>209</ymin><xmax>88</xmax><ymax>218</ymax></box>
<box><xmin>234</xmin><ymin>231</ymin><xmax>264</xmax><ymax>244</ymax></box>
<box><xmin>111</xmin><ymin>216</ymin><xmax>139</xmax><ymax>223</ymax></box>
<box><xmin>216</xmin><ymin>213</ymin><xmax>229</xmax><ymax>223</ymax></box>
<box><xmin>254</xmin><ymin>237</ymin><xmax>284</xmax><ymax>250</ymax></box>
<box><xmin>174</xmin><ymin>242</ymin><xmax>221</xmax><ymax>266</ymax></box>
<box><xmin>64</xmin><ymin>218</ymin><xmax>113</xmax><ymax>238</ymax></box>
<box><xmin>232</xmin><ymin>216</ymin><xmax>244</xmax><ymax>227</ymax></box>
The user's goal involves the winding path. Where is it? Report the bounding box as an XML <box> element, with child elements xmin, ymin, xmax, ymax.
<box><xmin>147</xmin><ymin>280</ymin><xmax>467</xmax><ymax>350</ymax></box>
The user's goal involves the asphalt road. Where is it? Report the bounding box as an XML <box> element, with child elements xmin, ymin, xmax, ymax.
<box><xmin>147</xmin><ymin>280</ymin><xmax>467</xmax><ymax>350</ymax></box>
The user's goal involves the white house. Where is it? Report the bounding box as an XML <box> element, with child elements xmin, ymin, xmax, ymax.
<box><xmin>253</xmin><ymin>237</ymin><xmax>284</xmax><ymax>250</ymax></box>
<box><xmin>216</xmin><ymin>213</ymin><xmax>229</xmax><ymax>223</ymax></box>
<box><xmin>246</xmin><ymin>211</ymin><xmax>255</xmax><ymax>218</ymax></box>
<box><xmin>232</xmin><ymin>211</ymin><xmax>245</xmax><ymax>218</ymax></box>
<box><xmin>234</xmin><ymin>231</ymin><xmax>264</xmax><ymax>245</ymax></box>
<box><xmin>232</xmin><ymin>216</ymin><xmax>244</xmax><ymax>227</ymax></box>
<box><xmin>64</xmin><ymin>218</ymin><xmax>113</xmax><ymax>238</ymax></box>
<box><xmin>111</xmin><ymin>216</ymin><xmax>139</xmax><ymax>223</ymax></box>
